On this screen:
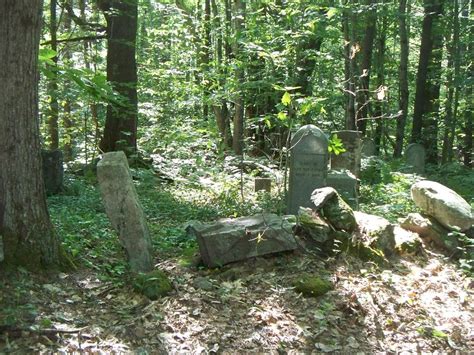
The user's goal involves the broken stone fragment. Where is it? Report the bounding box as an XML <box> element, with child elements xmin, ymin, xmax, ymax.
<box><xmin>292</xmin><ymin>273</ymin><xmax>333</xmax><ymax>297</ymax></box>
<box><xmin>400</xmin><ymin>213</ymin><xmax>461</xmax><ymax>257</ymax></box>
<box><xmin>393</xmin><ymin>225</ymin><xmax>423</xmax><ymax>256</ymax></box>
<box><xmin>354</xmin><ymin>211</ymin><xmax>396</xmax><ymax>257</ymax></box>
<box><xmin>310</xmin><ymin>187</ymin><xmax>357</xmax><ymax>233</ymax></box>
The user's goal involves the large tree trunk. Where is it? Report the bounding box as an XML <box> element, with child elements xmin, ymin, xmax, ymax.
<box><xmin>411</xmin><ymin>0</ymin><xmax>444</xmax><ymax>164</ymax></box>
<box><xmin>394</xmin><ymin>0</ymin><xmax>410</xmax><ymax>158</ymax></box>
<box><xmin>99</xmin><ymin>0</ymin><xmax>138</xmax><ymax>154</ymax></box>
<box><xmin>0</xmin><ymin>0</ymin><xmax>62</xmax><ymax>268</ymax></box>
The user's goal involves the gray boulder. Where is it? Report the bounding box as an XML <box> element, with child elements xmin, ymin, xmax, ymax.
<box><xmin>354</xmin><ymin>211</ymin><xmax>396</xmax><ymax>257</ymax></box>
<box><xmin>296</xmin><ymin>207</ymin><xmax>333</xmax><ymax>252</ymax></box>
<box><xmin>400</xmin><ymin>213</ymin><xmax>460</xmax><ymax>257</ymax></box>
<box><xmin>97</xmin><ymin>151</ymin><xmax>154</xmax><ymax>272</ymax></box>
<box><xmin>393</xmin><ymin>226</ymin><xmax>423</xmax><ymax>256</ymax></box>
<box><xmin>411</xmin><ymin>180</ymin><xmax>473</xmax><ymax>231</ymax></box>
<box><xmin>186</xmin><ymin>214</ymin><xmax>297</xmax><ymax>268</ymax></box>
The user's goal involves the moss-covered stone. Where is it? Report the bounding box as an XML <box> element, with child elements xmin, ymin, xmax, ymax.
<box><xmin>322</xmin><ymin>195</ymin><xmax>357</xmax><ymax>233</ymax></box>
<box><xmin>335</xmin><ymin>234</ymin><xmax>387</xmax><ymax>265</ymax></box>
<box><xmin>133</xmin><ymin>270</ymin><xmax>172</xmax><ymax>300</ymax></box>
<box><xmin>293</xmin><ymin>274</ymin><xmax>332</xmax><ymax>297</ymax></box>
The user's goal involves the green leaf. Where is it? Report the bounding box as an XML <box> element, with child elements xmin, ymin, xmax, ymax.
<box><xmin>277</xmin><ymin>111</ymin><xmax>287</xmax><ymax>121</ymax></box>
<box><xmin>281</xmin><ymin>92</ymin><xmax>291</xmax><ymax>106</ymax></box>
<box><xmin>39</xmin><ymin>48</ymin><xmax>57</xmax><ymax>61</ymax></box>
<box><xmin>326</xmin><ymin>7</ymin><xmax>338</xmax><ymax>19</ymax></box>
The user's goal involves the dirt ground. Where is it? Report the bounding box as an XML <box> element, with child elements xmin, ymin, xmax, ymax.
<box><xmin>1</xmin><ymin>244</ymin><xmax>473</xmax><ymax>353</ymax></box>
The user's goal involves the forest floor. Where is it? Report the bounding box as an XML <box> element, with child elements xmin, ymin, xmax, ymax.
<box><xmin>1</xmin><ymin>246</ymin><xmax>473</xmax><ymax>353</ymax></box>
<box><xmin>1</xmin><ymin>153</ymin><xmax>473</xmax><ymax>353</ymax></box>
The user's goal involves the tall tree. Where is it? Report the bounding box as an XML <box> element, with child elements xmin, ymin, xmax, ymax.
<box><xmin>47</xmin><ymin>0</ymin><xmax>60</xmax><ymax>149</ymax></box>
<box><xmin>0</xmin><ymin>0</ymin><xmax>63</xmax><ymax>268</ymax></box>
<box><xmin>394</xmin><ymin>0</ymin><xmax>410</xmax><ymax>157</ymax></box>
<box><xmin>98</xmin><ymin>0</ymin><xmax>139</xmax><ymax>154</ymax></box>
<box><xmin>342</xmin><ymin>1</ymin><xmax>357</xmax><ymax>130</ymax></box>
<box><xmin>355</xmin><ymin>0</ymin><xmax>377</xmax><ymax>134</ymax></box>
<box><xmin>462</xmin><ymin>0</ymin><xmax>473</xmax><ymax>166</ymax></box>
<box><xmin>411</xmin><ymin>0</ymin><xmax>445</xmax><ymax>164</ymax></box>
<box><xmin>232</xmin><ymin>0</ymin><xmax>245</xmax><ymax>155</ymax></box>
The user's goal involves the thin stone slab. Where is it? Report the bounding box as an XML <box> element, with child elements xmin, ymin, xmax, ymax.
<box><xmin>327</xmin><ymin>170</ymin><xmax>358</xmax><ymax>209</ymax></box>
<box><xmin>41</xmin><ymin>149</ymin><xmax>64</xmax><ymax>195</ymax></box>
<box><xmin>330</xmin><ymin>130</ymin><xmax>362</xmax><ymax>177</ymax></box>
<box><xmin>97</xmin><ymin>151</ymin><xmax>153</xmax><ymax>272</ymax></box>
<box><xmin>405</xmin><ymin>143</ymin><xmax>425</xmax><ymax>174</ymax></box>
<box><xmin>287</xmin><ymin>125</ymin><xmax>329</xmax><ymax>214</ymax></box>
<box><xmin>187</xmin><ymin>214</ymin><xmax>297</xmax><ymax>268</ymax></box>
<box><xmin>361</xmin><ymin>138</ymin><xmax>376</xmax><ymax>157</ymax></box>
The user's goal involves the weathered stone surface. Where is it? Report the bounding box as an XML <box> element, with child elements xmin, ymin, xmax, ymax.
<box><xmin>330</xmin><ymin>130</ymin><xmax>362</xmax><ymax>177</ymax></box>
<box><xmin>393</xmin><ymin>226</ymin><xmax>423</xmax><ymax>255</ymax></box>
<box><xmin>400</xmin><ymin>213</ymin><xmax>460</xmax><ymax>256</ymax></box>
<box><xmin>187</xmin><ymin>214</ymin><xmax>297</xmax><ymax>268</ymax></box>
<box><xmin>405</xmin><ymin>143</ymin><xmax>425</xmax><ymax>174</ymax></box>
<box><xmin>361</xmin><ymin>138</ymin><xmax>376</xmax><ymax>157</ymax></box>
<box><xmin>411</xmin><ymin>180</ymin><xmax>473</xmax><ymax>231</ymax></box>
<box><xmin>311</xmin><ymin>187</ymin><xmax>357</xmax><ymax>232</ymax></box>
<box><xmin>287</xmin><ymin>125</ymin><xmax>329</xmax><ymax>214</ymax></box>
<box><xmin>327</xmin><ymin>170</ymin><xmax>358</xmax><ymax>209</ymax></box>
<box><xmin>293</xmin><ymin>274</ymin><xmax>332</xmax><ymax>297</ymax></box>
<box><xmin>97</xmin><ymin>151</ymin><xmax>153</xmax><ymax>272</ymax></box>
<box><xmin>296</xmin><ymin>207</ymin><xmax>332</xmax><ymax>252</ymax></box>
<box><xmin>354</xmin><ymin>211</ymin><xmax>396</xmax><ymax>257</ymax></box>
<box><xmin>255</xmin><ymin>178</ymin><xmax>271</xmax><ymax>192</ymax></box>
<box><xmin>41</xmin><ymin>149</ymin><xmax>64</xmax><ymax>195</ymax></box>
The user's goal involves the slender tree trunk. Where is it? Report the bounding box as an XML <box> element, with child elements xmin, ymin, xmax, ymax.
<box><xmin>232</xmin><ymin>0</ymin><xmax>245</xmax><ymax>155</ymax></box>
<box><xmin>98</xmin><ymin>0</ymin><xmax>138</xmax><ymax>154</ymax></box>
<box><xmin>373</xmin><ymin>16</ymin><xmax>386</xmax><ymax>154</ymax></box>
<box><xmin>356</xmin><ymin>0</ymin><xmax>377</xmax><ymax>134</ymax></box>
<box><xmin>394</xmin><ymin>0</ymin><xmax>410</xmax><ymax>157</ymax></box>
<box><xmin>441</xmin><ymin>0</ymin><xmax>459</xmax><ymax>163</ymax></box>
<box><xmin>211</xmin><ymin>0</ymin><xmax>232</xmax><ymax>148</ymax></box>
<box><xmin>343</xmin><ymin>3</ymin><xmax>356</xmax><ymax>130</ymax></box>
<box><xmin>0</xmin><ymin>0</ymin><xmax>63</xmax><ymax>268</ymax></box>
<box><xmin>202</xmin><ymin>0</ymin><xmax>211</xmax><ymax>119</ymax></box>
<box><xmin>463</xmin><ymin>0</ymin><xmax>473</xmax><ymax>166</ymax></box>
<box><xmin>63</xmin><ymin>0</ymin><xmax>74</xmax><ymax>162</ymax></box>
<box><xmin>47</xmin><ymin>0</ymin><xmax>60</xmax><ymax>150</ymax></box>
<box><xmin>411</xmin><ymin>0</ymin><xmax>445</xmax><ymax>164</ymax></box>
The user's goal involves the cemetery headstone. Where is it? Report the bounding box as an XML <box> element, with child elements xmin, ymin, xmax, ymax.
<box><xmin>327</xmin><ymin>170</ymin><xmax>358</xmax><ymax>209</ymax></box>
<box><xmin>41</xmin><ymin>149</ymin><xmax>64</xmax><ymax>195</ymax></box>
<box><xmin>255</xmin><ymin>177</ymin><xmax>271</xmax><ymax>192</ymax></box>
<box><xmin>287</xmin><ymin>125</ymin><xmax>328</xmax><ymax>214</ymax></box>
<box><xmin>97</xmin><ymin>151</ymin><xmax>153</xmax><ymax>272</ymax></box>
<box><xmin>405</xmin><ymin>143</ymin><xmax>425</xmax><ymax>174</ymax></box>
<box><xmin>330</xmin><ymin>130</ymin><xmax>362</xmax><ymax>177</ymax></box>
<box><xmin>361</xmin><ymin>138</ymin><xmax>376</xmax><ymax>157</ymax></box>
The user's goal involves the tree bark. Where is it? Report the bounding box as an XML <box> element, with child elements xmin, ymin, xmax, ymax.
<box><xmin>373</xmin><ymin>14</ymin><xmax>386</xmax><ymax>154</ymax></box>
<box><xmin>47</xmin><ymin>0</ymin><xmax>60</xmax><ymax>150</ymax></box>
<box><xmin>0</xmin><ymin>0</ymin><xmax>62</xmax><ymax>268</ymax></box>
<box><xmin>463</xmin><ymin>0</ymin><xmax>473</xmax><ymax>167</ymax></box>
<box><xmin>356</xmin><ymin>0</ymin><xmax>377</xmax><ymax>134</ymax></box>
<box><xmin>343</xmin><ymin>2</ymin><xmax>356</xmax><ymax>130</ymax></box>
<box><xmin>98</xmin><ymin>0</ymin><xmax>138</xmax><ymax>154</ymax></box>
<box><xmin>394</xmin><ymin>0</ymin><xmax>410</xmax><ymax>158</ymax></box>
<box><xmin>411</xmin><ymin>0</ymin><xmax>445</xmax><ymax>164</ymax></box>
<box><xmin>232</xmin><ymin>0</ymin><xmax>245</xmax><ymax>155</ymax></box>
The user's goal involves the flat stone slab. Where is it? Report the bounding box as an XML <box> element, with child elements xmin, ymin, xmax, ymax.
<box><xmin>187</xmin><ymin>214</ymin><xmax>297</xmax><ymax>268</ymax></box>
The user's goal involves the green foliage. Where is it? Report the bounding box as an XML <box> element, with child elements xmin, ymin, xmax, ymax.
<box><xmin>328</xmin><ymin>134</ymin><xmax>346</xmax><ymax>156</ymax></box>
